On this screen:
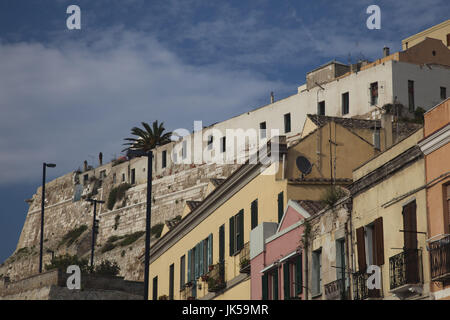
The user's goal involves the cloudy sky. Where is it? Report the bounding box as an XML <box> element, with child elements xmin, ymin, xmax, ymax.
<box><xmin>0</xmin><ymin>0</ymin><xmax>448</xmax><ymax>262</ymax></box>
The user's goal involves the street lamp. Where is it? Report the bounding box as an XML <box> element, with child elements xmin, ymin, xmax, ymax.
<box><xmin>127</xmin><ymin>149</ymin><xmax>153</xmax><ymax>300</ymax></box>
<box><xmin>86</xmin><ymin>198</ymin><xmax>105</xmax><ymax>268</ymax></box>
<box><xmin>39</xmin><ymin>162</ymin><xmax>56</xmax><ymax>273</ymax></box>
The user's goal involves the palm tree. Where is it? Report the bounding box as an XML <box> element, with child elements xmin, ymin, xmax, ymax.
<box><xmin>122</xmin><ymin>121</ymin><xmax>172</xmax><ymax>153</ymax></box>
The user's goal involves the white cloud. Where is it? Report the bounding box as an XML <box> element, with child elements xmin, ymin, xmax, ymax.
<box><xmin>0</xmin><ymin>28</ymin><xmax>287</xmax><ymax>184</ymax></box>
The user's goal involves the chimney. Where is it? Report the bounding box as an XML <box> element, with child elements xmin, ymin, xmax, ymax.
<box><xmin>381</xmin><ymin>113</ymin><xmax>394</xmax><ymax>149</ymax></box>
<box><xmin>270</xmin><ymin>92</ymin><xmax>274</xmax><ymax>104</ymax></box>
<box><xmin>383</xmin><ymin>46</ymin><xmax>390</xmax><ymax>58</ymax></box>
<box><xmin>83</xmin><ymin>160</ymin><xmax>88</xmax><ymax>172</ymax></box>
<box><xmin>99</xmin><ymin>152</ymin><xmax>103</xmax><ymax>166</ymax></box>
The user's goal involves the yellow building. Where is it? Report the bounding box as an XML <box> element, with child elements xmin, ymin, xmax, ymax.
<box><xmin>147</xmin><ymin>116</ymin><xmax>407</xmax><ymax>300</ymax></box>
<box><xmin>350</xmin><ymin>128</ymin><xmax>431</xmax><ymax>300</ymax></box>
<box><xmin>402</xmin><ymin>19</ymin><xmax>450</xmax><ymax>50</ymax></box>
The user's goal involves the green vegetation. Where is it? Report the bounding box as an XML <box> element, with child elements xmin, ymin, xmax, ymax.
<box><xmin>58</xmin><ymin>225</ymin><xmax>88</xmax><ymax>248</ymax></box>
<box><xmin>101</xmin><ymin>231</ymin><xmax>145</xmax><ymax>253</ymax></box>
<box><xmin>321</xmin><ymin>186</ymin><xmax>346</xmax><ymax>208</ymax></box>
<box><xmin>107</xmin><ymin>183</ymin><xmax>131</xmax><ymax>210</ymax></box>
<box><xmin>151</xmin><ymin>223</ymin><xmax>164</xmax><ymax>238</ymax></box>
<box><xmin>45</xmin><ymin>254</ymin><xmax>120</xmax><ymax>276</ymax></box>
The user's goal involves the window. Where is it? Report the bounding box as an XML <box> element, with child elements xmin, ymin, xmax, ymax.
<box><xmin>408</xmin><ymin>80</ymin><xmax>415</xmax><ymax>112</ymax></box>
<box><xmin>122</xmin><ymin>173</ymin><xmax>125</xmax><ymax>182</ymax></box>
<box><xmin>441</xmin><ymin>87</ymin><xmax>447</xmax><ymax>100</ymax></box>
<box><xmin>251</xmin><ymin>199</ymin><xmax>258</xmax><ymax>230</ymax></box>
<box><xmin>312</xmin><ymin>249</ymin><xmax>322</xmax><ymax>296</ymax></box>
<box><xmin>447</xmin><ymin>33</ymin><xmax>450</xmax><ymax>47</ymax></box>
<box><xmin>169</xmin><ymin>264</ymin><xmax>174</xmax><ymax>300</ymax></box>
<box><xmin>83</xmin><ymin>174</ymin><xmax>89</xmax><ymax>185</ymax></box>
<box><xmin>219</xmin><ymin>224</ymin><xmax>225</xmax><ymax>262</ymax></box>
<box><xmin>284</xmin><ymin>113</ymin><xmax>291</xmax><ymax>133</ymax></box>
<box><xmin>182</xmin><ymin>140</ymin><xmax>187</xmax><ymax>159</ymax></box>
<box><xmin>112</xmin><ymin>173</ymin><xmax>116</xmax><ymax>184</ymax></box>
<box><xmin>342</xmin><ymin>92</ymin><xmax>349</xmax><ymax>115</ymax></box>
<box><xmin>221</xmin><ymin>137</ymin><xmax>226</xmax><ymax>153</ymax></box>
<box><xmin>263</xmin><ymin>269</ymin><xmax>279</xmax><ymax>300</ymax></box>
<box><xmin>318</xmin><ymin>101</ymin><xmax>325</xmax><ymax>116</ymax></box>
<box><xmin>277</xmin><ymin>192</ymin><xmax>284</xmax><ymax>223</ymax></box>
<box><xmin>152</xmin><ymin>276</ymin><xmax>158</xmax><ymax>300</ymax></box>
<box><xmin>260</xmin><ymin>122</ymin><xmax>267</xmax><ymax>139</ymax></box>
<box><xmin>100</xmin><ymin>170</ymin><xmax>106</xmax><ymax>179</ymax></box>
<box><xmin>336</xmin><ymin>238</ymin><xmax>349</xmax><ymax>293</ymax></box>
<box><xmin>370</xmin><ymin>82</ymin><xmax>378</xmax><ymax>105</ymax></box>
<box><xmin>446</xmin><ymin>185</ymin><xmax>450</xmax><ymax>233</ymax></box>
<box><xmin>187</xmin><ymin>234</ymin><xmax>213</xmax><ymax>282</ymax></box>
<box><xmin>207</xmin><ymin>135</ymin><xmax>213</xmax><ymax>150</ymax></box>
<box><xmin>162</xmin><ymin>150</ymin><xmax>167</xmax><ymax>168</ymax></box>
<box><xmin>229</xmin><ymin>210</ymin><xmax>244</xmax><ymax>256</ymax></box>
<box><xmin>131</xmin><ymin>168</ymin><xmax>136</xmax><ymax>185</ymax></box>
<box><xmin>402</xmin><ymin>201</ymin><xmax>420</xmax><ymax>284</ymax></box>
<box><xmin>283</xmin><ymin>254</ymin><xmax>302</xmax><ymax>300</ymax></box>
<box><xmin>180</xmin><ymin>255</ymin><xmax>185</xmax><ymax>288</ymax></box>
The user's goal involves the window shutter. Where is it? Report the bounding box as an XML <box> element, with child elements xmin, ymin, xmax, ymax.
<box><xmin>208</xmin><ymin>234</ymin><xmax>213</xmax><ymax>268</ymax></box>
<box><xmin>251</xmin><ymin>200</ymin><xmax>258</xmax><ymax>230</ymax></box>
<box><xmin>262</xmin><ymin>273</ymin><xmax>268</xmax><ymax>300</ymax></box>
<box><xmin>278</xmin><ymin>192</ymin><xmax>284</xmax><ymax>223</ymax></box>
<box><xmin>229</xmin><ymin>216</ymin><xmax>235</xmax><ymax>256</ymax></box>
<box><xmin>219</xmin><ymin>225</ymin><xmax>225</xmax><ymax>262</ymax></box>
<box><xmin>374</xmin><ymin>217</ymin><xmax>384</xmax><ymax>265</ymax></box>
<box><xmin>187</xmin><ymin>249</ymin><xmax>192</xmax><ymax>282</ymax></box>
<box><xmin>296</xmin><ymin>254</ymin><xmax>303</xmax><ymax>294</ymax></box>
<box><xmin>199</xmin><ymin>241</ymin><xmax>204</xmax><ymax>276</ymax></box>
<box><xmin>273</xmin><ymin>270</ymin><xmax>279</xmax><ymax>300</ymax></box>
<box><xmin>283</xmin><ymin>263</ymin><xmax>290</xmax><ymax>300</ymax></box>
<box><xmin>195</xmin><ymin>244</ymin><xmax>200</xmax><ymax>279</ymax></box>
<box><xmin>238</xmin><ymin>210</ymin><xmax>244</xmax><ymax>251</ymax></box>
<box><xmin>356</xmin><ymin>227</ymin><xmax>366</xmax><ymax>271</ymax></box>
<box><xmin>403</xmin><ymin>201</ymin><xmax>417</xmax><ymax>250</ymax></box>
<box><xmin>447</xmin><ymin>185</ymin><xmax>450</xmax><ymax>233</ymax></box>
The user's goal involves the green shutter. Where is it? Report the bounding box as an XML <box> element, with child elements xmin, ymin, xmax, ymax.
<box><xmin>278</xmin><ymin>192</ymin><xmax>284</xmax><ymax>223</ymax></box>
<box><xmin>283</xmin><ymin>263</ymin><xmax>290</xmax><ymax>300</ymax></box>
<box><xmin>199</xmin><ymin>241</ymin><xmax>204</xmax><ymax>276</ymax></box>
<box><xmin>187</xmin><ymin>249</ymin><xmax>192</xmax><ymax>282</ymax></box>
<box><xmin>208</xmin><ymin>234</ymin><xmax>213</xmax><ymax>268</ymax></box>
<box><xmin>195</xmin><ymin>244</ymin><xmax>199</xmax><ymax>279</ymax></box>
<box><xmin>296</xmin><ymin>254</ymin><xmax>303</xmax><ymax>294</ymax></box>
<box><xmin>229</xmin><ymin>216</ymin><xmax>235</xmax><ymax>256</ymax></box>
<box><xmin>238</xmin><ymin>210</ymin><xmax>244</xmax><ymax>251</ymax></box>
<box><xmin>262</xmin><ymin>274</ymin><xmax>268</xmax><ymax>300</ymax></box>
<box><xmin>251</xmin><ymin>200</ymin><xmax>258</xmax><ymax>230</ymax></box>
<box><xmin>273</xmin><ymin>270</ymin><xmax>279</xmax><ymax>300</ymax></box>
<box><xmin>219</xmin><ymin>225</ymin><xmax>225</xmax><ymax>262</ymax></box>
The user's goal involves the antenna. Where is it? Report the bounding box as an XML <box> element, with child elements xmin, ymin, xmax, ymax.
<box><xmin>296</xmin><ymin>156</ymin><xmax>312</xmax><ymax>178</ymax></box>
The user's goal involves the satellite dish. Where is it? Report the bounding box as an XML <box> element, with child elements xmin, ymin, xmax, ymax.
<box><xmin>296</xmin><ymin>156</ymin><xmax>312</xmax><ymax>176</ymax></box>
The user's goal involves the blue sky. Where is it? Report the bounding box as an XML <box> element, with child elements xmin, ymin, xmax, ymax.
<box><xmin>0</xmin><ymin>0</ymin><xmax>448</xmax><ymax>263</ymax></box>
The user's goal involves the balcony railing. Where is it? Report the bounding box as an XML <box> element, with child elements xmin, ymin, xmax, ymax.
<box><xmin>207</xmin><ymin>262</ymin><xmax>226</xmax><ymax>293</ymax></box>
<box><xmin>352</xmin><ymin>270</ymin><xmax>382</xmax><ymax>300</ymax></box>
<box><xmin>324</xmin><ymin>278</ymin><xmax>349</xmax><ymax>300</ymax></box>
<box><xmin>429</xmin><ymin>234</ymin><xmax>450</xmax><ymax>282</ymax></box>
<box><xmin>389</xmin><ymin>249</ymin><xmax>423</xmax><ymax>290</ymax></box>
<box><xmin>181</xmin><ymin>280</ymin><xmax>197</xmax><ymax>300</ymax></box>
<box><xmin>239</xmin><ymin>242</ymin><xmax>251</xmax><ymax>274</ymax></box>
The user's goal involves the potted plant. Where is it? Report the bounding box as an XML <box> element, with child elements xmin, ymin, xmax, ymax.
<box><xmin>201</xmin><ymin>274</ymin><xmax>209</xmax><ymax>281</ymax></box>
<box><xmin>208</xmin><ymin>265</ymin><xmax>214</xmax><ymax>272</ymax></box>
<box><xmin>158</xmin><ymin>295</ymin><xmax>169</xmax><ymax>300</ymax></box>
<box><xmin>187</xmin><ymin>296</ymin><xmax>196</xmax><ymax>300</ymax></box>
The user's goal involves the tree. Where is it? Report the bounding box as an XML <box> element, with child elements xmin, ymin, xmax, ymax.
<box><xmin>122</xmin><ymin>121</ymin><xmax>172</xmax><ymax>153</ymax></box>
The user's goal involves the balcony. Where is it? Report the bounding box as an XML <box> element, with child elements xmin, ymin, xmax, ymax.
<box><xmin>389</xmin><ymin>249</ymin><xmax>423</xmax><ymax>299</ymax></box>
<box><xmin>429</xmin><ymin>234</ymin><xmax>450</xmax><ymax>282</ymax></box>
<box><xmin>207</xmin><ymin>262</ymin><xmax>226</xmax><ymax>293</ymax></box>
<box><xmin>239</xmin><ymin>242</ymin><xmax>251</xmax><ymax>274</ymax></box>
<box><xmin>181</xmin><ymin>280</ymin><xmax>197</xmax><ymax>300</ymax></box>
<box><xmin>352</xmin><ymin>270</ymin><xmax>382</xmax><ymax>300</ymax></box>
<box><xmin>324</xmin><ymin>278</ymin><xmax>349</xmax><ymax>300</ymax></box>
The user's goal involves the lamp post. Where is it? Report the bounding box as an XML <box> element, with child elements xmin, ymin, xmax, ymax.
<box><xmin>127</xmin><ymin>149</ymin><xmax>153</xmax><ymax>300</ymax></box>
<box><xmin>39</xmin><ymin>162</ymin><xmax>56</xmax><ymax>274</ymax></box>
<box><xmin>86</xmin><ymin>198</ymin><xmax>105</xmax><ymax>268</ymax></box>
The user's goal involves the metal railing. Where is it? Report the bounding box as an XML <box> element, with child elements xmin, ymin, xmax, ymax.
<box><xmin>352</xmin><ymin>270</ymin><xmax>382</xmax><ymax>300</ymax></box>
<box><xmin>429</xmin><ymin>234</ymin><xmax>450</xmax><ymax>281</ymax></box>
<box><xmin>207</xmin><ymin>262</ymin><xmax>226</xmax><ymax>293</ymax></box>
<box><xmin>324</xmin><ymin>278</ymin><xmax>349</xmax><ymax>300</ymax></box>
<box><xmin>239</xmin><ymin>242</ymin><xmax>251</xmax><ymax>274</ymax></box>
<box><xmin>389</xmin><ymin>249</ymin><xmax>423</xmax><ymax>290</ymax></box>
<box><xmin>181</xmin><ymin>280</ymin><xmax>197</xmax><ymax>300</ymax></box>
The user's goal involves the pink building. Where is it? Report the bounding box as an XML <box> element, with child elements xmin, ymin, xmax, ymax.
<box><xmin>250</xmin><ymin>200</ymin><xmax>323</xmax><ymax>300</ymax></box>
